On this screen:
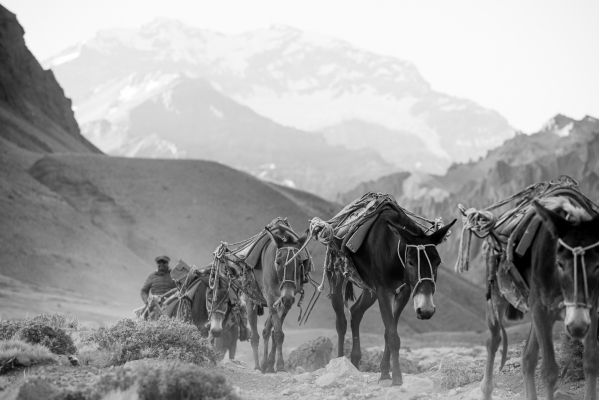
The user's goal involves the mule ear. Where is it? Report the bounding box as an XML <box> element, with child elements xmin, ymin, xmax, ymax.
<box><xmin>429</xmin><ymin>219</ymin><xmax>457</xmax><ymax>245</ymax></box>
<box><xmin>533</xmin><ymin>200</ymin><xmax>570</xmax><ymax>238</ymax></box>
<box><xmin>389</xmin><ymin>223</ymin><xmax>418</xmax><ymax>244</ymax></box>
<box><xmin>265</xmin><ymin>226</ymin><xmax>285</xmax><ymax>248</ymax></box>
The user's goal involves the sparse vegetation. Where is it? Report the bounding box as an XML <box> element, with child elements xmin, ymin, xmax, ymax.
<box><xmin>89</xmin><ymin>362</ymin><xmax>240</xmax><ymax>400</ymax></box>
<box><xmin>83</xmin><ymin>317</ymin><xmax>215</xmax><ymax>366</ymax></box>
<box><xmin>0</xmin><ymin>338</ymin><xmax>57</xmax><ymax>364</ymax></box>
<box><xmin>0</xmin><ymin>315</ymin><xmax>77</xmax><ymax>355</ymax></box>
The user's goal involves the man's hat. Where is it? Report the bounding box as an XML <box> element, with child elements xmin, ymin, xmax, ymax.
<box><xmin>155</xmin><ymin>255</ymin><xmax>170</xmax><ymax>263</ymax></box>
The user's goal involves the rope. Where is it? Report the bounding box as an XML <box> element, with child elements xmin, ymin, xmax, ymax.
<box><xmin>558</xmin><ymin>238</ymin><xmax>599</xmax><ymax>309</ymax></box>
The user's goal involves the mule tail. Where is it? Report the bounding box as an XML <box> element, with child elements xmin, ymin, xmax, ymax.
<box><xmin>257</xmin><ymin>304</ymin><xmax>264</xmax><ymax>316</ymax></box>
<box><xmin>344</xmin><ymin>281</ymin><xmax>355</xmax><ymax>303</ymax></box>
<box><xmin>499</xmin><ymin>320</ymin><xmax>508</xmax><ymax>371</ymax></box>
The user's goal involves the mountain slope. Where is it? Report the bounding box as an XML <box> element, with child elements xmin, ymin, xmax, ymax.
<box><xmin>340</xmin><ymin>114</ymin><xmax>599</xmax><ymax>286</ymax></box>
<box><xmin>0</xmin><ymin>5</ymin><xmax>99</xmax><ymax>154</ymax></box>
<box><xmin>46</xmin><ymin>19</ymin><xmax>514</xmax><ymax>175</ymax></box>
<box><xmin>80</xmin><ymin>75</ymin><xmax>395</xmax><ymax>199</ymax></box>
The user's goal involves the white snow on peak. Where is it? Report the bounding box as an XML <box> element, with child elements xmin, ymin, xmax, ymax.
<box><xmin>555</xmin><ymin>122</ymin><xmax>574</xmax><ymax>137</ymax></box>
<box><xmin>47</xmin><ymin>48</ymin><xmax>81</xmax><ymax>67</ymax></box>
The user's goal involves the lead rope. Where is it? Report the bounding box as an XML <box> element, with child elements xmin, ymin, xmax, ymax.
<box><xmin>558</xmin><ymin>238</ymin><xmax>599</xmax><ymax>309</ymax></box>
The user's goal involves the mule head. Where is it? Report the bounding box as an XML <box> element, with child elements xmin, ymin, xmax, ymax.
<box><xmin>534</xmin><ymin>200</ymin><xmax>599</xmax><ymax>340</ymax></box>
<box><xmin>206</xmin><ymin>269</ymin><xmax>237</xmax><ymax>337</ymax></box>
<box><xmin>266</xmin><ymin>226</ymin><xmax>309</xmax><ymax>310</ymax></box>
<box><xmin>391</xmin><ymin>219</ymin><xmax>456</xmax><ymax>320</ymax></box>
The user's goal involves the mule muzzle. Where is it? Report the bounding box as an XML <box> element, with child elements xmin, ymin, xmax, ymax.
<box><xmin>210</xmin><ymin>313</ymin><xmax>224</xmax><ymax>338</ymax></box>
<box><xmin>564</xmin><ymin>305</ymin><xmax>591</xmax><ymax>340</ymax></box>
<box><xmin>414</xmin><ymin>293</ymin><xmax>436</xmax><ymax>320</ymax></box>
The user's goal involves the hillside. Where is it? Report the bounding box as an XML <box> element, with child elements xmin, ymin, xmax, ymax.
<box><xmin>80</xmin><ymin>75</ymin><xmax>395</xmax><ymax>199</ymax></box>
<box><xmin>340</xmin><ymin>114</ymin><xmax>599</xmax><ymax>285</ymax></box>
<box><xmin>46</xmin><ymin>18</ymin><xmax>513</xmax><ymax>177</ymax></box>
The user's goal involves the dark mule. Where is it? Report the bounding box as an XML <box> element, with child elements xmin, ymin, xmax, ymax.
<box><xmin>246</xmin><ymin>226</ymin><xmax>309</xmax><ymax>373</ymax></box>
<box><xmin>481</xmin><ymin>200</ymin><xmax>599</xmax><ymax>400</ymax></box>
<box><xmin>328</xmin><ymin>208</ymin><xmax>455</xmax><ymax>386</ymax></box>
<box><xmin>191</xmin><ymin>274</ymin><xmax>246</xmax><ymax>360</ymax></box>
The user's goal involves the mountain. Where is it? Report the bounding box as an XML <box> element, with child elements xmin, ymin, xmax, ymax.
<box><xmin>340</xmin><ymin>114</ymin><xmax>599</xmax><ymax>285</ymax></box>
<box><xmin>78</xmin><ymin>75</ymin><xmax>395</xmax><ymax>199</ymax></box>
<box><xmin>0</xmin><ymin>5</ymin><xmax>99</xmax><ymax>154</ymax></box>
<box><xmin>1</xmin><ymin>6</ymin><xmax>486</xmax><ymax>332</ymax></box>
<box><xmin>45</xmin><ymin>18</ymin><xmax>514</xmax><ymax>178</ymax></box>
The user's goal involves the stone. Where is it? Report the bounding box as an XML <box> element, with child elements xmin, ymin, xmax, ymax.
<box><xmin>343</xmin><ymin>385</ymin><xmax>361</xmax><ymax>396</ymax></box>
<box><xmin>554</xmin><ymin>389</ymin><xmax>578</xmax><ymax>400</ymax></box>
<box><xmin>327</xmin><ymin>357</ymin><xmax>363</xmax><ymax>380</ymax></box>
<box><xmin>437</xmin><ymin>353</ymin><xmax>483</xmax><ymax>389</ymax></box>
<box><xmin>296</xmin><ymin>366</ymin><xmax>307</xmax><ymax>374</ymax></box>
<box><xmin>316</xmin><ymin>372</ymin><xmax>338</xmax><ymax>388</ymax></box>
<box><xmin>378</xmin><ymin>379</ymin><xmax>392</xmax><ymax>388</ymax></box>
<box><xmin>464</xmin><ymin>387</ymin><xmax>503</xmax><ymax>400</ymax></box>
<box><xmin>295</xmin><ymin>372</ymin><xmax>312</xmax><ymax>383</ymax></box>
<box><xmin>14</xmin><ymin>354</ymin><xmax>31</xmax><ymax>367</ymax></box>
<box><xmin>333</xmin><ymin>338</ymin><xmax>420</xmax><ymax>374</ymax></box>
<box><xmin>287</xmin><ymin>337</ymin><xmax>334</xmax><ymax>372</ymax></box>
<box><xmin>447</xmin><ymin>389</ymin><xmax>457</xmax><ymax>396</ymax></box>
<box><xmin>401</xmin><ymin>376</ymin><xmax>435</xmax><ymax>394</ymax></box>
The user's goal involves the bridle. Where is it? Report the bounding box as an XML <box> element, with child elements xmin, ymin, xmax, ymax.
<box><xmin>558</xmin><ymin>237</ymin><xmax>599</xmax><ymax>309</ymax></box>
<box><xmin>396</xmin><ymin>240</ymin><xmax>437</xmax><ymax>298</ymax></box>
<box><xmin>208</xmin><ymin>260</ymin><xmax>232</xmax><ymax>318</ymax></box>
<box><xmin>277</xmin><ymin>246</ymin><xmax>304</xmax><ymax>292</ymax></box>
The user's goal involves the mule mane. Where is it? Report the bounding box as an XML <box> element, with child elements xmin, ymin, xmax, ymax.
<box><xmin>539</xmin><ymin>196</ymin><xmax>591</xmax><ymax>224</ymax></box>
<box><xmin>385</xmin><ymin>203</ymin><xmax>427</xmax><ymax>236</ymax></box>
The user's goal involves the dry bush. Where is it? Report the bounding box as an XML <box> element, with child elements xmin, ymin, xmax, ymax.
<box><xmin>0</xmin><ymin>338</ymin><xmax>57</xmax><ymax>364</ymax></box>
<box><xmin>90</xmin><ymin>362</ymin><xmax>239</xmax><ymax>400</ymax></box>
<box><xmin>84</xmin><ymin>317</ymin><xmax>215</xmax><ymax>366</ymax></box>
<box><xmin>0</xmin><ymin>317</ymin><xmax>77</xmax><ymax>355</ymax></box>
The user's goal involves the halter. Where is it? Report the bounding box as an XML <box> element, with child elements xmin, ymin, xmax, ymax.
<box><xmin>208</xmin><ymin>249</ymin><xmax>232</xmax><ymax>318</ymax></box>
<box><xmin>557</xmin><ymin>237</ymin><xmax>599</xmax><ymax>309</ymax></box>
<box><xmin>276</xmin><ymin>246</ymin><xmax>304</xmax><ymax>292</ymax></box>
<box><xmin>396</xmin><ymin>239</ymin><xmax>437</xmax><ymax>298</ymax></box>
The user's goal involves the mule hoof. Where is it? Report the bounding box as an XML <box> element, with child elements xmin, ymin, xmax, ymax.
<box><xmin>378</xmin><ymin>379</ymin><xmax>392</xmax><ymax>388</ymax></box>
<box><xmin>391</xmin><ymin>379</ymin><xmax>403</xmax><ymax>387</ymax></box>
<box><xmin>265</xmin><ymin>367</ymin><xmax>276</xmax><ymax>374</ymax></box>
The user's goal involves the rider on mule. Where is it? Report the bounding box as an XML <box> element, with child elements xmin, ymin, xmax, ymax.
<box><xmin>141</xmin><ymin>255</ymin><xmax>177</xmax><ymax>303</ymax></box>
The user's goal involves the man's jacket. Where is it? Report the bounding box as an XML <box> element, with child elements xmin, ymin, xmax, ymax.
<box><xmin>141</xmin><ymin>270</ymin><xmax>177</xmax><ymax>302</ymax></box>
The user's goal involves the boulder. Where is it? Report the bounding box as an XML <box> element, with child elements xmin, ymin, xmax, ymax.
<box><xmin>332</xmin><ymin>337</ymin><xmax>419</xmax><ymax>373</ymax></box>
<box><xmin>326</xmin><ymin>357</ymin><xmax>363</xmax><ymax>380</ymax></box>
<box><xmin>401</xmin><ymin>376</ymin><xmax>435</xmax><ymax>394</ymax></box>
<box><xmin>315</xmin><ymin>372</ymin><xmax>338</xmax><ymax>388</ymax></box>
<box><xmin>437</xmin><ymin>353</ymin><xmax>483</xmax><ymax>388</ymax></box>
<box><xmin>554</xmin><ymin>389</ymin><xmax>578</xmax><ymax>400</ymax></box>
<box><xmin>287</xmin><ymin>336</ymin><xmax>333</xmax><ymax>372</ymax></box>
<box><xmin>295</xmin><ymin>372</ymin><xmax>312</xmax><ymax>382</ymax></box>
<box><xmin>14</xmin><ymin>354</ymin><xmax>31</xmax><ymax>367</ymax></box>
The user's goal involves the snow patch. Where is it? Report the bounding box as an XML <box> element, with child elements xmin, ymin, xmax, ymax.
<box><xmin>48</xmin><ymin>49</ymin><xmax>81</xmax><ymax>67</ymax></box>
<box><xmin>555</xmin><ymin>122</ymin><xmax>574</xmax><ymax>137</ymax></box>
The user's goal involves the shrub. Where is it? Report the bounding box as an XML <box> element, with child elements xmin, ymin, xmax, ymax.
<box><xmin>0</xmin><ymin>338</ymin><xmax>57</xmax><ymax>364</ymax></box>
<box><xmin>91</xmin><ymin>361</ymin><xmax>239</xmax><ymax>400</ymax></box>
<box><xmin>84</xmin><ymin>317</ymin><xmax>215</xmax><ymax>366</ymax></box>
<box><xmin>0</xmin><ymin>318</ymin><xmax>76</xmax><ymax>355</ymax></box>
<box><xmin>31</xmin><ymin>313</ymin><xmax>80</xmax><ymax>331</ymax></box>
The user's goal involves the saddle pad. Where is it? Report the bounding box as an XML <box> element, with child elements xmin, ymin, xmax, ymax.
<box><xmin>515</xmin><ymin>215</ymin><xmax>542</xmax><ymax>257</ymax></box>
<box><xmin>163</xmin><ymin>297</ymin><xmax>179</xmax><ymax>318</ymax></box>
<box><xmin>345</xmin><ymin>214</ymin><xmax>380</xmax><ymax>253</ymax></box>
<box><xmin>184</xmin><ymin>278</ymin><xmax>203</xmax><ymax>300</ymax></box>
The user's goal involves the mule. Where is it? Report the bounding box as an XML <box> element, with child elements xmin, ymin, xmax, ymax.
<box><xmin>481</xmin><ymin>200</ymin><xmax>599</xmax><ymax>400</ymax></box>
<box><xmin>327</xmin><ymin>207</ymin><xmax>455</xmax><ymax>386</ymax></box>
<box><xmin>192</xmin><ymin>274</ymin><xmax>247</xmax><ymax>360</ymax></box>
<box><xmin>246</xmin><ymin>225</ymin><xmax>310</xmax><ymax>373</ymax></box>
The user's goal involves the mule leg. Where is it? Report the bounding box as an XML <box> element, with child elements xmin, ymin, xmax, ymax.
<box><xmin>521</xmin><ymin>315</ymin><xmax>540</xmax><ymax>400</ymax></box>
<box><xmin>530</xmin><ymin>305</ymin><xmax>558</xmax><ymax>400</ymax></box>
<box><xmin>330</xmin><ymin>274</ymin><xmax>348</xmax><ymax>357</ymax></box>
<box><xmin>378</xmin><ymin>287</ymin><xmax>410</xmax><ymax>381</ymax></box>
<box><xmin>261</xmin><ymin>314</ymin><xmax>274</xmax><ymax>373</ymax></box>
<box><xmin>267</xmin><ymin>320</ymin><xmax>277</xmax><ymax>371</ymax></box>
<box><xmin>349</xmin><ymin>290</ymin><xmax>377</xmax><ymax>369</ymax></box>
<box><xmin>582</xmin><ymin>302</ymin><xmax>599</xmax><ymax>400</ymax></box>
<box><xmin>273</xmin><ymin>306</ymin><xmax>290</xmax><ymax>372</ymax></box>
<box><xmin>377</xmin><ymin>289</ymin><xmax>403</xmax><ymax>386</ymax></box>
<box><xmin>247</xmin><ymin>301</ymin><xmax>261</xmax><ymax>370</ymax></box>
<box><xmin>480</xmin><ymin>291</ymin><xmax>509</xmax><ymax>400</ymax></box>
<box><xmin>229</xmin><ymin>327</ymin><xmax>239</xmax><ymax>360</ymax></box>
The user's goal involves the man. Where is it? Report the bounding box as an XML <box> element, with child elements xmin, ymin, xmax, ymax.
<box><xmin>140</xmin><ymin>255</ymin><xmax>177</xmax><ymax>303</ymax></box>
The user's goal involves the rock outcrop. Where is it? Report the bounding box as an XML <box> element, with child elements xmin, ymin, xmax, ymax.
<box><xmin>286</xmin><ymin>336</ymin><xmax>333</xmax><ymax>372</ymax></box>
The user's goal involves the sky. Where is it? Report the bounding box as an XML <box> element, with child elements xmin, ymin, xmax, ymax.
<box><xmin>3</xmin><ymin>0</ymin><xmax>599</xmax><ymax>133</ymax></box>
